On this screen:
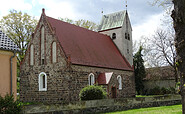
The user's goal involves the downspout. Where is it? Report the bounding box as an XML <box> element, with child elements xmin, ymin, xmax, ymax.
<box><xmin>10</xmin><ymin>51</ymin><xmax>16</xmax><ymax>95</ymax></box>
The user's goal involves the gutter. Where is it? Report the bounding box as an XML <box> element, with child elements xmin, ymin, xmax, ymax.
<box><xmin>10</xmin><ymin>51</ymin><xmax>16</xmax><ymax>95</ymax></box>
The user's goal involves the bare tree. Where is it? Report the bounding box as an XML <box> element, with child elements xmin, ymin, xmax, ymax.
<box><xmin>148</xmin><ymin>29</ymin><xmax>178</xmax><ymax>82</ymax></box>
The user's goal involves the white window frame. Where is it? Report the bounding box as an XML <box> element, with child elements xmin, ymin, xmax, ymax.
<box><xmin>39</xmin><ymin>72</ymin><xmax>47</xmax><ymax>91</ymax></box>
<box><xmin>30</xmin><ymin>44</ymin><xmax>34</xmax><ymax>65</ymax></box>
<box><xmin>52</xmin><ymin>42</ymin><xmax>57</xmax><ymax>63</ymax></box>
<box><xmin>117</xmin><ymin>75</ymin><xmax>122</xmax><ymax>90</ymax></box>
<box><xmin>88</xmin><ymin>73</ymin><xmax>95</xmax><ymax>85</ymax></box>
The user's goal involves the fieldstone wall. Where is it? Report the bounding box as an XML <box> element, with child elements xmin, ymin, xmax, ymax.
<box><xmin>20</xmin><ymin>13</ymin><xmax>135</xmax><ymax>104</ymax></box>
<box><xmin>22</xmin><ymin>95</ymin><xmax>181</xmax><ymax>114</ymax></box>
<box><xmin>72</xmin><ymin>65</ymin><xmax>135</xmax><ymax>98</ymax></box>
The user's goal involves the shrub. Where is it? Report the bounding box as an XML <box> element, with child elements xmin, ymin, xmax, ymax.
<box><xmin>149</xmin><ymin>86</ymin><xmax>161</xmax><ymax>95</ymax></box>
<box><xmin>161</xmin><ymin>87</ymin><xmax>167</xmax><ymax>94</ymax></box>
<box><xmin>169</xmin><ymin>87</ymin><xmax>176</xmax><ymax>94</ymax></box>
<box><xmin>146</xmin><ymin>86</ymin><xmax>176</xmax><ymax>95</ymax></box>
<box><xmin>0</xmin><ymin>94</ymin><xmax>22</xmax><ymax>114</ymax></box>
<box><xmin>79</xmin><ymin>85</ymin><xmax>107</xmax><ymax>100</ymax></box>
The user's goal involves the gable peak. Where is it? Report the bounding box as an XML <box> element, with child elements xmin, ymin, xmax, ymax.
<box><xmin>42</xmin><ymin>8</ymin><xmax>45</xmax><ymax>15</ymax></box>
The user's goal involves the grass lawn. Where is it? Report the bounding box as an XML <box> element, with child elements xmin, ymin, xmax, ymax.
<box><xmin>105</xmin><ymin>104</ymin><xmax>182</xmax><ymax>114</ymax></box>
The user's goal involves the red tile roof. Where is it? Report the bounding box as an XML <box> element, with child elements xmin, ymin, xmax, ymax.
<box><xmin>97</xmin><ymin>72</ymin><xmax>113</xmax><ymax>85</ymax></box>
<box><xmin>46</xmin><ymin>16</ymin><xmax>132</xmax><ymax>71</ymax></box>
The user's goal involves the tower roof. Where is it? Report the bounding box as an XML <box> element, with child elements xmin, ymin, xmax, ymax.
<box><xmin>98</xmin><ymin>11</ymin><xmax>126</xmax><ymax>31</ymax></box>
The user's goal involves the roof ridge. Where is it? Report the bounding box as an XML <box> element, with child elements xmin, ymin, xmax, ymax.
<box><xmin>46</xmin><ymin>16</ymin><xmax>101</xmax><ymax>34</ymax></box>
<box><xmin>103</xmin><ymin>10</ymin><xmax>126</xmax><ymax>16</ymax></box>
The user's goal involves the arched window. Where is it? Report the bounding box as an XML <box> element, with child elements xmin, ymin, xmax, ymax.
<box><xmin>88</xmin><ymin>73</ymin><xmax>95</xmax><ymax>85</ymax></box>
<box><xmin>117</xmin><ymin>75</ymin><xmax>122</xmax><ymax>90</ymax></box>
<box><xmin>30</xmin><ymin>44</ymin><xmax>34</xmax><ymax>65</ymax></box>
<box><xmin>52</xmin><ymin>42</ymin><xmax>57</xmax><ymax>63</ymax></box>
<box><xmin>128</xmin><ymin>34</ymin><xmax>130</xmax><ymax>40</ymax></box>
<box><xmin>41</xmin><ymin>26</ymin><xmax>45</xmax><ymax>65</ymax></box>
<box><xmin>125</xmin><ymin>33</ymin><xmax>127</xmax><ymax>39</ymax></box>
<box><xmin>127</xmin><ymin>49</ymin><xmax>129</xmax><ymax>54</ymax></box>
<box><xmin>112</xmin><ymin>33</ymin><xmax>116</xmax><ymax>40</ymax></box>
<box><xmin>39</xmin><ymin>72</ymin><xmax>47</xmax><ymax>91</ymax></box>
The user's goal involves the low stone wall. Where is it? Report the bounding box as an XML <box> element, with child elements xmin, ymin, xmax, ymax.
<box><xmin>23</xmin><ymin>94</ymin><xmax>181</xmax><ymax>114</ymax></box>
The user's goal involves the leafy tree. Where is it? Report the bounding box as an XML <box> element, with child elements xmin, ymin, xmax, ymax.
<box><xmin>0</xmin><ymin>10</ymin><xmax>38</xmax><ymax>66</ymax></box>
<box><xmin>134</xmin><ymin>46</ymin><xmax>146</xmax><ymax>95</ymax></box>
<box><xmin>79</xmin><ymin>85</ymin><xmax>107</xmax><ymax>100</ymax></box>
<box><xmin>59</xmin><ymin>17</ymin><xmax>97</xmax><ymax>31</ymax></box>
<box><xmin>171</xmin><ymin>0</ymin><xmax>185</xmax><ymax>113</ymax></box>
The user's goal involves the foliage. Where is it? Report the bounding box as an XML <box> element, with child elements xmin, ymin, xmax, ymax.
<box><xmin>0</xmin><ymin>9</ymin><xmax>38</xmax><ymax>66</ymax></box>
<box><xmin>144</xmin><ymin>86</ymin><xmax>176</xmax><ymax>95</ymax></box>
<box><xmin>79</xmin><ymin>85</ymin><xmax>107</xmax><ymax>100</ymax></box>
<box><xmin>59</xmin><ymin>17</ymin><xmax>97</xmax><ymax>31</ymax></box>
<box><xmin>134</xmin><ymin>46</ymin><xmax>146</xmax><ymax>95</ymax></box>
<box><xmin>176</xmin><ymin>82</ymin><xmax>180</xmax><ymax>87</ymax></box>
<box><xmin>150</xmin><ymin>0</ymin><xmax>173</xmax><ymax>14</ymax></box>
<box><xmin>105</xmin><ymin>104</ymin><xmax>182</xmax><ymax>114</ymax></box>
<box><xmin>0</xmin><ymin>94</ymin><xmax>22</xmax><ymax>114</ymax></box>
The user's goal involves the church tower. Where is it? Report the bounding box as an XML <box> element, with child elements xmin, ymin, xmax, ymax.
<box><xmin>98</xmin><ymin>10</ymin><xmax>133</xmax><ymax>66</ymax></box>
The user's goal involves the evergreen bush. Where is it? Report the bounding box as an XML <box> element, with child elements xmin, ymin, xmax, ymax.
<box><xmin>79</xmin><ymin>85</ymin><xmax>107</xmax><ymax>100</ymax></box>
<box><xmin>0</xmin><ymin>94</ymin><xmax>22</xmax><ymax>114</ymax></box>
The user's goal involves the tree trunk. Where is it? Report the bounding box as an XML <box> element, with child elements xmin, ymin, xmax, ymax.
<box><xmin>171</xmin><ymin>0</ymin><xmax>185</xmax><ymax>113</ymax></box>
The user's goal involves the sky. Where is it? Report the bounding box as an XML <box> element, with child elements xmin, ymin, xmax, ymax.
<box><xmin>0</xmin><ymin>0</ymin><xmax>165</xmax><ymax>41</ymax></box>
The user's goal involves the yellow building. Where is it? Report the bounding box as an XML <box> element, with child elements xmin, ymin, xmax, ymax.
<box><xmin>0</xmin><ymin>29</ymin><xmax>20</xmax><ymax>98</ymax></box>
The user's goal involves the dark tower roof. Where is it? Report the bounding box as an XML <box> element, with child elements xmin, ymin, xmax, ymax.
<box><xmin>0</xmin><ymin>29</ymin><xmax>20</xmax><ymax>52</ymax></box>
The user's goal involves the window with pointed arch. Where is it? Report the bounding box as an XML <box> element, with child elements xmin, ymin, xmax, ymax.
<box><xmin>88</xmin><ymin>73</ymin><xmax>95</xmax><ymax>85</ymax></box>
<box><xmin>117</xmin><ymin>75</ymin><xmax>122</xmax><ymax>90</ymax></box>
<box><xmin>52</xmin><ymin>42</ymin><xmax>57</xmax><ymax>63</ymax></box>
<box><xmin>41</xmin><ymin>26</ymin><xmax>45</xmax><ymax>65</ymax></box>
<box><xmin>39</xmin><ymin>72</ymin><xmax>47</xmax><ymax>91</ymax></box>
<box><xmin>30</xmin><ymin>44</ymin><xmax>34</xmax><ymax>65</ymax></box>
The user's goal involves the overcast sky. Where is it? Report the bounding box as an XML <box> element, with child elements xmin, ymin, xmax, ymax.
<box><xmin>0</xmin><ymin>0</ymin><xmax>165</xmax><ymax>41</ymax></box>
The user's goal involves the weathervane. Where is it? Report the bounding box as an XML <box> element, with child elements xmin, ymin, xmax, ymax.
<box><xmin>125</xmin><ymin>0</ymin><xmax>127</xmax><ymax>10</ymax></box>
<box><xmin>101</xmin><ymin>8</ymin><xmax>104</xmax><ymax>15</ymax></box>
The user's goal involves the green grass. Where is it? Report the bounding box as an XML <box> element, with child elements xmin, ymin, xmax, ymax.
<box><xmin>105</xmin><ymin>104</ymin><xmax>182</xmax><ymax>114</ymax></box>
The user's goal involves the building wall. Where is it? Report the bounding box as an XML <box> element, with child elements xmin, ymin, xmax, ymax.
<box><xmin>99</xmin><ymin>13</ymin><xmax>133</xmax><ymax>66</ymax></box>
<box><xmin>20</xmin><ymin>14</ymin><xmax>135</xmax><ymax>104</ymax></box>
<box><xmin>0</xmin><ymin>50</ymin><xmax>17</xmax><ymax>98</ymax></box>
<box><xmin>71</xmin><ymin>65</ymin><xmax>135</xmax><ymax>99</ymax></box>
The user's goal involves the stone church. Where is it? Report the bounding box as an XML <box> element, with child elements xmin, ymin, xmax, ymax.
<box><xmin>20</xmin><ymin>9</ymin><xmax>135</xmax><ymax>103</ymax></box>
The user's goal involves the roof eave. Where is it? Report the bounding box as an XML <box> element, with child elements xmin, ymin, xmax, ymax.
<box><xmin>71</xmin><ymin>63</ymin><xmax>134</xmax><ymax>71</ymax></box>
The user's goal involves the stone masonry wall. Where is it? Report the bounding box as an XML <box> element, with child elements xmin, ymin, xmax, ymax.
<box><xmin>20</xmin><ymin>13</ymin><xmax>135</xmax><ymax>104</ymax></box>
<box><xmin>23</xmin><ymin>95</ymin><xmax>181</xmax><ymax>114</ymax></box>
<box><xmin>72</xmin><ymin>65</ymin><xmax>135</xmax><ymax>98</ymax></box>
